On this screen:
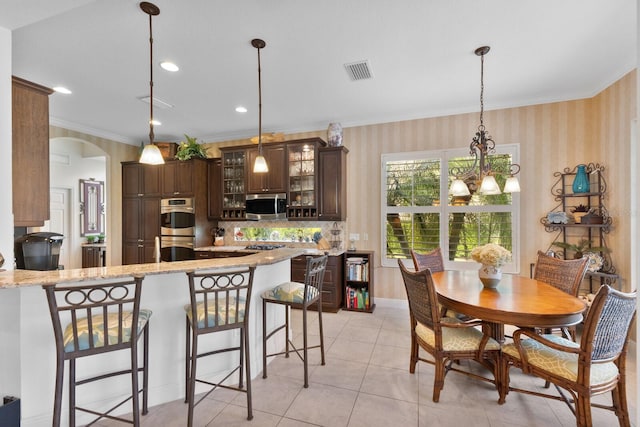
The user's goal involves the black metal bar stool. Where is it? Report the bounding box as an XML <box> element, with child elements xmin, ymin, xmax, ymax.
<box><xmin>42</xmin><ymin>276</ymin><xmax>151</xmax><ymax>427</ymax></box>
<box><xmin>184</xmin><ymin>266</ymin><xmax>256</xmax><ymax>425</ymax></box>
<box><xmin>262</xmin><ymin>254</ymin><xmax>328</xmax><ymax>388</ymax></box>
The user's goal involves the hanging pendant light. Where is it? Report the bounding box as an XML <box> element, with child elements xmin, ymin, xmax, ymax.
<box><xmin>252</xmin><ymin>38</ymin><xmax>269</xmax><ymax>173</ymax></box>
<box><xmin>139</xmin><ymin>2</ymin><xmax>165</xmax><ymax>165</ymax></box>
<box><xmin>449</xmin><ymin>46</ymin><xmax>520</xmax><ymax>196</ymax></box>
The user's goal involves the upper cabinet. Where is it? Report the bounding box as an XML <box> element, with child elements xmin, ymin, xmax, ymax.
<box><xmin>318</xmin><ymin>146</ymin><xmax>348</xmax><ymax>221</ymax></box>
<box><xmin>12</xmin><ymin>76</ymin><xmax>53</xmax><ymax>227</ymax></box>
<box><xmin>218</xmin><ymin>137</ymin><xmax>346</xmax><ymax>221</ymax></box>
<box><xmin>221</xmin><ymin>150</ymin><xmax>246</xmax><ymax>220</ymax></box>
<box><xmin>286</xmin><ymin>138</ymin><xmax>326</xmax><ymax>220</ymax></box>
<box><xmin>207</xmin><ymin>158</ymin><xmax>223</xmax><ymax>220</ymax></box>
<box><xmin>246</xmin><ymin>145</ymin><xmax>287</xmax><ymax>194</ymax></box>
<box><xmin>161</xmin><ymin>158</ymin><xmax>207</xmax><ymax>197</ymax></box>
<box><xmin>122</xmin><ymin>162</ymin><xmax>162</xmax><ymax>198</ymax></box>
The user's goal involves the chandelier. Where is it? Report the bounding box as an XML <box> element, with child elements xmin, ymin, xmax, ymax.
<box><xmin>449</xmin><ymin>46</ymin><xmax>520</xmax><ymax>196</ymax></box>
<box><xmin>138</xmin><ymin>1</ymin><xmax>165</xmax><ymax>165</ymax></box>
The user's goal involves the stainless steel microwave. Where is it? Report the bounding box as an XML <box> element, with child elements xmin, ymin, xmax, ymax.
<box><xmin>245</xmin><ymin>193</ymin><xmax>287</xmax><ymax>220</ymax></box>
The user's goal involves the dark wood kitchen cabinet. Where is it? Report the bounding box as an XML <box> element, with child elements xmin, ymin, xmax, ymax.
<box><xmin>291</xmin><ymin>253</ymin><xmax>344</xmax><ymax>313</ymax></box>
<box><xmin>161</xmin><ymin>158</ymin><xmax>207</xmax><ymax>197</ymax></box>
<box><xmin>122</xmin><ymin>197</ymin><xmax>160</xmax><ymax>264</ymax></box>
<box><xmin>82</xmin><ymin>245</ymin><xmax>106</xmax><ymax>268</ymax></box>
<box><xmin>122</xmin><ymin>161</ymin><xmax>161</xmax><ymax>264</ymax></box>
<box><xmin>207</xmin><ymin>158</ymin><xmax>223</xmax><ymax>219</ymax></box>
<box><xmin>246</xmin><ymin>145</ymin><xmax>287</xmax><ymax>193</ymax></box>
<box><xmin>318</xmin><ymin>146</ymin><xmax>348</xmax><ymax>221</ymax></box>
<box><xmin>12</xmin><ymin>76</ymin><xmax>54</xmax><ymax>227</ymax></box>
<box><xmin>122</xmin><ymin>162</ymin><xmax>162</xmax><ymax>198</ymax></box>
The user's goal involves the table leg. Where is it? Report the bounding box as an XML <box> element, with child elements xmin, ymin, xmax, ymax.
<box><xmin>488</xmin><ymin>322</ymin><xmax>505</xmax><ymax>343</ymax></box>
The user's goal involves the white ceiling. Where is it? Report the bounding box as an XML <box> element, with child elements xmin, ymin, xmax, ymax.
<box><xmin>5</xmin><ymin>0</ymin><xmax>637</xmax><ymax>146</ymax></box>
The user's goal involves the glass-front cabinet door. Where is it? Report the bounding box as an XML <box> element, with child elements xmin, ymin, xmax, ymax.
<box><xmin>222</xmin><ymin>150</ymin><xmax>246</xmax><ymax>219</ymax></box>
<box><xmin>287</xmin><ymin>141</ymin><xmax>318</xmax><ymax>219</ymax></box>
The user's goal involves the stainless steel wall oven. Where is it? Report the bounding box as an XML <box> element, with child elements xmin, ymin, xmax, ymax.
<box><xmin>160</xmin><ymin>198</ymin><xmax>195</xmax><ymax>261</ymax></box>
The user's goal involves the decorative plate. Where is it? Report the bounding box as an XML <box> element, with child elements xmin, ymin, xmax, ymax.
<box><xmin>583</xmin><ymin>252</ymin><xmax>603</xmax><ymax>273</ymax></box>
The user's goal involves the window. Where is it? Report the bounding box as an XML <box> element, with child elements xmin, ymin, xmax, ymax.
<box><xmin>381</xmin><ymin>146</ymin><xmax>519</xmax><ymax>272</ymax></box>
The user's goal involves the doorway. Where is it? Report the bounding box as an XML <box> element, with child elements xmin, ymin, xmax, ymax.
<box><xmin>46</xmin><ymin>187</ymin><xmax>72</xmax><ymax>269</ymax></box>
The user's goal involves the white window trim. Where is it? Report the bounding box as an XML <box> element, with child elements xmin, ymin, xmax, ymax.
<box><xmin>380</xmin><ymin>145</ymin><xmax>520</xmax><ymax>274</ymax></box>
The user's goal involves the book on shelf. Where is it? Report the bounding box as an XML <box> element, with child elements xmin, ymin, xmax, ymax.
<box><xmin>346</xmin><ymin>259</ymin><xmax>368</xmax><ymax>281</ymax></box>
<box><xmin>345</xmin><ymin>286</ymin><xmax>370</xmax><ymax>310</ymax></box>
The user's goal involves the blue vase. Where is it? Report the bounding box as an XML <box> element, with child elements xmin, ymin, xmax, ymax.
<box><xmin>572</xmin><ymin>164</ymin><xmax>590</xmax><ymax>193</ymax></box>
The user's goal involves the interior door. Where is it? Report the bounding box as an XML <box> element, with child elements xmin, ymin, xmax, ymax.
<box><xmin>47</xmin><ymin>187</ymin><xmax>71</xmax><ymax>269</ymax></box>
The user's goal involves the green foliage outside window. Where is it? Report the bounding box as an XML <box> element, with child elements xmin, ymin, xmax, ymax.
<box><xmin>384</xmin><ymin>152</ymin><xmax>516</xmax><ymax>264</ymax></box>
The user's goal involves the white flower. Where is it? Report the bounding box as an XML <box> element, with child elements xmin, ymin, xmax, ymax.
<box><xmin>471</xmin><ymin>243</ymin><xmax>511</xmax><ymax>267</ymax></box>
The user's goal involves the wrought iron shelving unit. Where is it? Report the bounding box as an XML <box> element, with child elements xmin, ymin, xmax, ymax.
<box><xmin>540</xmin><ymin>163</ymin><xmax>619</xmax><ymax>291</ymax></box>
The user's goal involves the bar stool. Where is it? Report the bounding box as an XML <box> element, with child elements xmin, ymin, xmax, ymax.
<box><xmin>262</xmin><ymin>255</ymin><xmax>328</xmax><ymax>388</ymax></box>
<box><xmin>184</xmin><ymin>266</ymin><xmax>256</xmax><ymax>425</ymax></box>
<box><xmin>42</xmin><ymin>276</ymin><xmax>151</xmax><ymax>427</ymax></box>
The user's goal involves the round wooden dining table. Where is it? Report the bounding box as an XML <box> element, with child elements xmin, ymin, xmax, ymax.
<box><xmin>431</xmin><ymin>270</ymin><xmax>587</xmax><ymax>342</ymax></box>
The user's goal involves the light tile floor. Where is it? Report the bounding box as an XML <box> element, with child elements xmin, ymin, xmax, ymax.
<box><xmin>97</xmin><ymin>306</ymin><xmax>637</xmax><ymax>427</ymax></box>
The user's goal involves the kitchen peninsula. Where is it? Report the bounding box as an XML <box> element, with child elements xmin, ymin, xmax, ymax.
<box><xmin>0</xmin><ymin>248</ymin><xmax>303</xmax><ymax>426</ymax></box>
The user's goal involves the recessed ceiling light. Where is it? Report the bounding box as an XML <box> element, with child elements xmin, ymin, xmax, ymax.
<box><xmin>53</xmin><ymin>86</ymin><xmax>72</xmax><ymax>94</ymax></box>
<box><xmin>160</xmin><ymin>61</ymin><xmax>179</xmax><ymax>72</ymax></box>
<box><xmin>150</xmin><ymin>119</ymin><xmax>161</xmax><ymax>126</ymax></box>
<box><xmin>235</xmin><ymin>106</ymin><xmax>247</xmax><ymax>113</ymax></box>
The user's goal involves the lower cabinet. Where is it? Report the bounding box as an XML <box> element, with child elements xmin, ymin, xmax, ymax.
<box><xmin>291</xmin><ymin>253</ymin><xmax>344</xmax><ymax>313</ymax></box>
<box><xmin>82</xmin><ymin>245</ymin><xmax>106</xmax><ymax>268</ymax></box>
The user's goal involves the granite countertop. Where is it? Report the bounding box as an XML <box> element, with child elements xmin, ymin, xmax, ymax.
<box><xmin>0</xmin><ymin>248</ymin><xmax>304</xmax><ymax>289</ymax></box>
<box><xmin>195</xmin><ymin>246</ymin><xmax>345</xmax><ymax>257</ymax></box>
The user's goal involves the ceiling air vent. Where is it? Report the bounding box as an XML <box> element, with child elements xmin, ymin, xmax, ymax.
<box><xmin>344</xmin><ymin>60</ymin><xmax>373</xmax><ymax>81</ymax></box>
<box><xmin>138</xmin><ymin>96</ymin><xmax>174</xmax><ymax>109</ymax></box>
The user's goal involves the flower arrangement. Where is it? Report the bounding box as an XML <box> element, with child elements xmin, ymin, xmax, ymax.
<box><xmin>471</xmin><ymin>243</ymin><xmax>512</xmax><ymax>267</ymax></box>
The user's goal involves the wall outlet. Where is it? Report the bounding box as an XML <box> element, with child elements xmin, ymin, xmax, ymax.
<box><xmin>349</xmin><ymin>233</ymin><xmax>360</xmax><ymax>241</ymax></box>
<box><xmin>363</xmin><ymin>233</ymin><xmax>369</xmax><ymax>241</ymax></box>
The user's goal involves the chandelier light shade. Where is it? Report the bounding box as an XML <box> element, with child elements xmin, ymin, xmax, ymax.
<box><xmin>449</xmin><ymin>46</ymin><xmax>520</xmax><ymax>196</ymax></box>
<box><xmin>139</xmin><ymin>1</ymin><xmax>165</xmax><ymax>165</ymax></box>
<box><xmin>252</xmin><ymin>38</ymin><xmax>269</xmax><ymax>173</ymax></box>
<box><xmin>448</xmin><ymin>178</ymin><xmax>471</xmax><ymax>196</ymax></box>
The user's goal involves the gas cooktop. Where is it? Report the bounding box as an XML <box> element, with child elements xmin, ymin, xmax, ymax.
<box><xmin>245</xmin><ymin>244</ymin><xmax>286</xmax><ymax>250</ymax></box>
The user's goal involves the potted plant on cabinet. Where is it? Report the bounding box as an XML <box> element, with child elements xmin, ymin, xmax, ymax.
<box><xmin>175</xmin><ymin>134</ymin><xmax>208</xmax><ymax>160</ymax></box>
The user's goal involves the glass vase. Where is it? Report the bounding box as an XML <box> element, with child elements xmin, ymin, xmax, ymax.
<box><xmin>572</xmin><ymin>164</ymin><xmax>590</xmax><ymax>193</ymax></box>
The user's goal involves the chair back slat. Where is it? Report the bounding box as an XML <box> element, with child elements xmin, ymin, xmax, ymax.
<box><xmin>42</xmin><ymin>277</ymin><xmax>145</xmax><ymax>357</ymax></box>
<box><xmin>583</xmin><ymin>285</ymin><xmax>637</xmax><ymax>361</ymax></box>
<box><xmin>398</xmin><ymin>260</ymin><xmax>439</xmax><ymax>329</ymax></box>
<box><xmin>187</xmin><ymin>267</ymin><xmax>255</xmax><ymax>332</ymax></box>
<box><xmin>410</xmin><ymin>248</ymin><xmax>444</xmax><ymax>273</ymax></box>
<box><xmin>533</xmin><ymin>251</ymin><xmax>588</xmax><ymax>297</ymax></box>
<box><xmin>304</xmin><ymin>255</ymin><xmax>328</xmax><ymax>303</ymax></box>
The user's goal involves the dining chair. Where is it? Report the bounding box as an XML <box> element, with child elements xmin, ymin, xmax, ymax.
<box><xmin>42</xmin><ymin>276</ymin><xmax>151</xmax><ymax>427</ymax></box>
<box><xmin>410</xmin><ymin>248</ymin><xmax>445</xmax><ymax>273</ymax></box>
<box><xmin>184</xmin><ymin>266</ymin><xmax>256</xmax><ymax>424</ymax></box>
<box><xmin>499</xmin><ymin>284</ymin><xmax>636</xmax><ymax>427</ymax></box>
<box><xmin>410</xmin><ymin>248</ymin><xmax>472</xmax><ymax>322</ymax></box>
<box><xmin>397</xmin><ymin>260</ymin><xmax>501</xmax><ymax>402</ymax></box>
<box><xmin>532</xmin><ymin>250</ymin><xmax>589</xmax><ymax>340</ymax></box>
<box><xmin>262</xmin><ymin>254</ymin><xmax>328</xmax><ymax>388</ymax></box>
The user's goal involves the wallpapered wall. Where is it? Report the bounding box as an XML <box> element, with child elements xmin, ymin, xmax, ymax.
<box><xmin>207</xmin><ymin>70</ymin><xmax>636</xmax><ymax>299</ymax></box>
